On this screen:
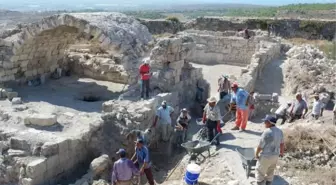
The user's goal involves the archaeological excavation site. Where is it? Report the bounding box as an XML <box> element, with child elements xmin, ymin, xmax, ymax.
<box><xmin>0</xmin><ymin>12</ymin><xmax>336</xmax><ymax>185</ymax></box>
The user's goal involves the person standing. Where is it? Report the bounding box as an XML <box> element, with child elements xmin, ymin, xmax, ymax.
<box><xmin>289</xmin><ymin>93</ymin><xmax>308</xmax><ymax>122</ymax></box>
<box><xmin>139</xmin><ymin>59</ymin><xmax>151</xmax><ymax>100</ymax></box>
<box><xmin>111</xmin><ymin>149</ymin><xmax>139</xmax><ymax>185</ymax></box>
<box><xmin>134</xmin><ymin>138</ymin><xmax>155</xmax><ymax>185</ymax></box>
<box><xmin>218</xmin><ymin>75</ymin><xmax>231</xmax><ymax>100</ymax></box>
<box><xmin>248</xmin><ymin>91</ymin><xmax>256</xmax><ymax>120</ymax></box>
<box><xmin>311</xmin><ymin>94</ymin><xmax>325</xmax><ymax>120</ymax></box>
<box><xmin>230</xmin><ymin>83</ymin><xmax>249</xmax><ymax>131</ymax></box>
<box><xmin>152</xmin><ymin>101</ymin><xmax>175</xmax><ymax>142</ymax></box>
<box><xmin>275</xmin><ymin>102</ymin><xmax>292</xmax><ymax>125</ymax></box>
<box><xmin>333</xmin><ymin>103</ymin><xmax>336</xmax><ymax>125</ymax></box>
<box><xmin>255</xmin><ymin>115</ymin><xmax>284</xmax><ymax>185</ymax></box>
<box><xmin>202</xmin><ymin>96</ymin><xmax>222</xmax><ymax>145</ymax></box>
<box><xmin>175</xmin><ymin>108</ymin><xmax>191</xmax><ymax>144</ymax></box>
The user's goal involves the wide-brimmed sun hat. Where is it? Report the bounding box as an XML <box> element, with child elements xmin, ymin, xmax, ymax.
<box><xmin>207</xmin><ymin>96</ymin><xmax>217</xmax><ymax>103</ymax></box>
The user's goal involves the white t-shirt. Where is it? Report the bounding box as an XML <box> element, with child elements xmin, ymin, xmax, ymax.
<box><xmin>312</xmin><ymin>100</ymin><xmax>325</xmax><ymax>115</ymax></box>
<box><xmin>275</xmin><ymin>104</ymin><xmax>288</xmax><ymax>115</ymax></box>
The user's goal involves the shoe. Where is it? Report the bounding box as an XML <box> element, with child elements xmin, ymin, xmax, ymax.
<box><xmin>240</xmin><ymin>128</ymin><xmax>246</xmax><ymax>132</ymax></box>
<box><xmin>231</xmin><ymin>126</ymin><xmax>239</xmax><ymax>130</ymax></box>
<box><xmin>265</xmin><ymin>181</ymin><xmax>272</xmax><ymax>185</ymax></box>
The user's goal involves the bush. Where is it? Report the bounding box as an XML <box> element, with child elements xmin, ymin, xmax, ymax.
<box><xmin>166</xmin><ymin>16</ymin><xmax>180</xmax><ymax>23</ymax></box>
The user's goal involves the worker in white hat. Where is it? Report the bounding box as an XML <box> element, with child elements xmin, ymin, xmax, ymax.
<box><xmin>152</xmin><ymin>100</ymin><xmax>175</xmax><ymax>142</ymax></box>
<box><xmin>175</xmin><ymin>108</ymin><xmax>191</xmax><ymax>145</ymax></box>
<box><xmin>139</xmin><ymin>58</ymin><xmax>151</xmax><ymax>100</ymax></box>
<box><xmin>202</xmin><ymin>96</ymin><xmax>222</xmax><ymax>145</ymax></box>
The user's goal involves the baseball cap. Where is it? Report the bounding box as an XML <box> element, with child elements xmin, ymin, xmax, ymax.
<box><xmin>116</xmin><ymin>148</ymin><xmax>126</xmax><ymax>155</ymax></box>
<box><xmin>135</xmin><ymin>137</ymin><xmax>144</xmax><ymax>143</ymax></box>
<box><xmin>231</xmin><ymin>83</ymin><xmax>238</xmax><ymax>88</ymax></box>
<box><xmin>161</xmin><ymin>101</ymin><xmax>167</xmax><ymax>106</ymax></box>
<box><xmin>262</xmin><ymin>115</ymin><xmax>277</xmax><ymax>124</ymax></box>
<box><xmin>182</xmin><ymin>108</ymin><xmax>188</xmax><ymax>112</ymax></box>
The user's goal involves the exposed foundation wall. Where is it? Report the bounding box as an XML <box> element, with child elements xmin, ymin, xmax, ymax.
<box><xmin>183</xmin><ymin>31</ymin><xmax>259</xmax><ymax>66</ymax></box>
<box><xmin>237</xmin><ymin>40</ymin><xmax>281</xmax><ymax>92</ymax></box>
<box><xmin>1</xmin><ymin>120</ymin><xmax>103</xmax><ymax>185</ymax></box>
<box><xmin>141</xmin><ymin>17</ymin><xmax>336</xmax><ymax>40</ymax></box>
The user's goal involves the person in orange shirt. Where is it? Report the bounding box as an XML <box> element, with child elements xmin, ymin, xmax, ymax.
<box><xmin>139</xmin><ymin>59</ymin><xmax>151</xmax><ymax>99</ymax></box>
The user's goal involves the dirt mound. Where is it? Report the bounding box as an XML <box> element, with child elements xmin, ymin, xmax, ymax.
<box><xmin>284</xmin><ymin>45</ymin><xmax>336</xmax><ymax>96</ymax></box>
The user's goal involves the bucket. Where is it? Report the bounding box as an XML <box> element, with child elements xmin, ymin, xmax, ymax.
<box><xmin>184</xmin><ymin>163</ymin><xmax>201</xmax><ymax>185</ymax></box>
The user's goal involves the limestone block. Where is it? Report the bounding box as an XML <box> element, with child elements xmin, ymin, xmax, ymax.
<box><xmin>46</xmin><ymin>154</ymin><xmax>61</xmax><ymax>177</ymax></box>
<box><xmin>10</xmin><ymin>137</ymin><xmax>31</xmax><ymax>151</ymax></box>
<box><xmin>90</xmin><ymin>154</ymin><xmax>111</xmax><ymax>177</ymax></box>
<box><xmin>11</xmin><ymin>97</ymin><xmax>22</xmax><ymax>104</ymax></box>
<box><xmin>8</xmin><ymin>149</ymin><xmax>29</xmax><ymax>157</ymax></box>
<box><xmin>26</xmin><ymin>158</ymin><xmax>47</xmax><ymax>178</ymax></box>
<box><xmin>41</xmin><ymin>142</ymin><xmax>59</xmax><ymax>157</ymax></box>
<box><xmin>0</xmin><ymin>141</ymin><xmax>9</xmax><ymax>153</ymax></box>
<box><xmin>319</xmin><ymin>92</ymin><xmax>330</xmax><ymax>104</ymax></box>
<box><xmin>21</xmin><ymin>178</ymin><xmax>33</xmax><ymax>185</ymax></box>
<box><xmin>24</xmin><ymin>114</ymin><xmax>57</xmax><ymax>127</ymax></box>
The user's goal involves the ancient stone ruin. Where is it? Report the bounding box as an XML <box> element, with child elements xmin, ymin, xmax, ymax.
<box><xmin>0</xmin><ymin>12</ymin><xmax>334</xmax><ymax>185</ymax></box>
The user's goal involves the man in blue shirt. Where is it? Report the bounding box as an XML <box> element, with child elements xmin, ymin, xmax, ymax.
<box><xmin>230</xmin><ymin>83</ymin><xmax>249</xmax><ymax>131</ymax></box>
<box><xmin>134</xmin><ymin>138</ymin><xmax>154</xmax><ymax>185</ymax></box>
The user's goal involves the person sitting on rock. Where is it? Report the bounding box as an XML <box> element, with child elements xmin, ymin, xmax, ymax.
<box><xmin>255</xmin><ymin>115</ymin><xmax>284</xmax><ymax>185</ymax></box>
<box><xmin>275</xmin><ymin>102</ymin><xmax>292</xmax><ymax>125</ymax></box>
<box><xmin>112</xmin><ymin>148</ymin><xmax>139</xmax><ymax>185</ymax></box>
<box><xmin>218</xmin><ymin>74</ymin><xmax>231</xmax><ymax>100</ymax></box>
<box><xmin>311</xmin><ymin>94</ymin><xmax>325</xmax><ymax>120</ymax></box>
<box><xmin>230</xmin><ymin>83</ymin><xmax>249</xmax><ymax>131</ymax></box>
<box><xmin>152</xmin><ymin>101</ymin><xmax>174</xmax><ymax>142</ymax></box>
<box><xmin>289</xmin><ymin>93</ymin><xmax>308</xmax><ymax>122</ymax></box>
<box><xmin>139</xmin><ymin>59</ymin><xmax>151</xmax><ymax>100</ymax></box>
<box><xmin>175</xmin><ymin>108</ymin><xmax>191</xmax><ymax>145</ymax></box>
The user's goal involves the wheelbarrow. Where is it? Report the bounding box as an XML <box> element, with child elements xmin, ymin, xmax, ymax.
<box><xmin>181</xmin><ymin>132</ymin><xmax>221</xmax><ymax>162</ymax></box>
<box><xmin>236</xmin><ymin>147</ymin><xmax>257</xmax><ymax>178</ymax></box>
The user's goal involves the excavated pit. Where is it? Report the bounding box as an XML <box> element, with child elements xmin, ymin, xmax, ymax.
<box><xmin>0</xmin><ymin>14</ymin><xmax>286</xmax><ymax>185</ymax></box>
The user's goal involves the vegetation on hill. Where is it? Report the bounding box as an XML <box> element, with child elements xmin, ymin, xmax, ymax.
<box><xmin>120</xmin><ymin>3</ymin><xmax>336</xmax><ymax>20</ymax></box>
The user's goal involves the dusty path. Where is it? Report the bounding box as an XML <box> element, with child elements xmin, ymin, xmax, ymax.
<box><xmin>191</xmin><ymin>63</ymin><xmax>242</xmax><ymax>98</ymax></box>
<box><xmin>159</xmin><ymin>60</ymin><xmax>292</xmax><ymax>185</ymax></box>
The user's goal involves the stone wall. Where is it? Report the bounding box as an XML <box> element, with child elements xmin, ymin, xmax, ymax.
<box><xmin>141</xmin><ymin>17</ymin><xmax>335</xmax><ymax>40</ymax></box>
<box><xmin>0</xmin><ymin>120</ymin><xmax>103</xmax><ymax>185</ymax></box>
<box><xmin>99</xmin><ymin>35</ymin><xmax>208</xmax><ymax>156</ymax></box>
<box><xmin>237</xmin><ymin>40</ymin><xmax>281</xmax><ymax>92</ymax></box>
<box><xmin>182</xmin><ymin>30</ymin><xmax>259</xmax><ymax>66</ymax></box>
<box><xmin>139</xmin><ymin>19</ymin><xmax>184</xmax><ymax>35</ymax></box>
<box><xmin>0</xmin><ymin>13</ymin><xmax>152</xmax><ymax>84</ymax></box>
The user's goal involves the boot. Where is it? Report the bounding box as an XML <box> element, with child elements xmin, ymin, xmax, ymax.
<box><xmin>257</xmin><ymin>181</ymin><xmax>265</xmax><ymax>185</ymax></box>
<box><xmin>266</xmin><ymin>181</ymin><xmax>272</xmax><ymax>185</ymax></box>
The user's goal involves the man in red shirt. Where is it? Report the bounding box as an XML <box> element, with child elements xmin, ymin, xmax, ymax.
<box><xmin>139</xmin><ymin>59</ymin><xmax>151</xmax><ymax>99</ymax></box>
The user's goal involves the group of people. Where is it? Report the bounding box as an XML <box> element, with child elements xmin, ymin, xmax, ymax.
<box><xmin>111</xmin><ymin>138</ymin><xmax>154</xmax><ymax>185</ymax></box>
<box><xmin>274</xmin><ymin>92</ymin><xmax>329</xmax><ymax>125</ymax></box>
<box><xmin>122</xmin><ymin>59</ymin><xmax>334</xmax><ymax>185</ymax></box>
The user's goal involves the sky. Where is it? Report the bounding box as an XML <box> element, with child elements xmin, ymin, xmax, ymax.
<box><xmin>0</xmin><ymin>0</ymin><xmax>335</xmax><ymax>10</ymax></box>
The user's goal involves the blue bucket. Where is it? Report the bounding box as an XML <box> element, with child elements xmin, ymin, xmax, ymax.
<box><xmin>184</xmin><ymin>163</ymin><xmax>201</xmax><ymax>185</ymax></box>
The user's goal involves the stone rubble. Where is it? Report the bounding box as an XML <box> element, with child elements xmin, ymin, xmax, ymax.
<box><xmin>23</xmin><ymin>114</ymin><xmax>57</xmax><ymax>127</ymax></box>
<box><xmin>284</xmin><ymin>45</ymin><xmax>336</xmax><ymax>95</ymax></box>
